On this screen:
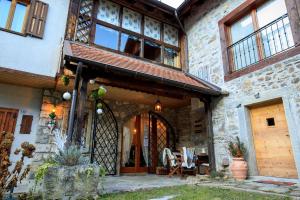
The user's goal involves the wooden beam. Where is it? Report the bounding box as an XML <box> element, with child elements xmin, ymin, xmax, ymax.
<box><xmin>73</xmin><ymin>76</ymin><xmax>88</xmax><ymax>146</ymax></box>
<box><xmin>66</xmin><ymin>62</ymin><xmax>83</xmax><ymax>146</ymax></box>
<box><xmin>203</xmin><ymin>99</ymin><xmax>216</xmax><ymax>172</ymax></box>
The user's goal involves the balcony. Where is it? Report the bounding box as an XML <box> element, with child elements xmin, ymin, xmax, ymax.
<box><xmin>227</xmin><ymin>14</ymin><xmax>294</xmax><ymax>72</ymax></box>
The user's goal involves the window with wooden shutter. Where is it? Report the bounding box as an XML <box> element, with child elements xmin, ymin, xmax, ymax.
<box><xmin>20</xmin><ymin>115</ymin><xmax>33</xmax><ymax>134</ymax></box>
<box><xmin>26</xmin><ymin>0</ymin><xmax>48</xmax><ymax>38</ymax></box>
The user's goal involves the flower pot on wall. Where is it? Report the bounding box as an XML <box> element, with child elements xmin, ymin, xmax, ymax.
<box><xmin>230</xmin><ymin>157</ymin><xmax>248</xmax><ymax>181</ymax></box>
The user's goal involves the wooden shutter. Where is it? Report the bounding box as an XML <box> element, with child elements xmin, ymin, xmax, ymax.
<box><xmin>26</xmin><ymin>0</ymin><xmax>48</xmax><ymax>38</ymax></box>
<box><xmin>20</xmin><ymin>115</ymin><xmax>33</xmax><ymax>134</ymax></box>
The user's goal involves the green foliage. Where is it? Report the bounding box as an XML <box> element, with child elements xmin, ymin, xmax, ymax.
<box><xmin>85</xmin><ymin>167</ymin><xmax>94</xmax><ymax>178</ymax></box>
<box><xmin>228</xmin><ymin>136</ymin><xmax>247</xmax><ymax>158</ymax></box>
<box><xmin>61</xmin><ymin>75</ymin><xmax>70</xmax><ymax>86</ymax></box>
<box><xmin>99</xmin><ymin>166</ymin><xmax>106</xmax><ymax>178</ymax></box>
<box><xmin>48</xmin><ymin>112</ymin><xmax>56</xmax><ymax>120</ymax></box>
<box><xmin>97</xmin><ymin>103</ymin><xmax>102</xmax><ymax>109</ymax></box>
<box><xmin>90</xmin><ymin>86</ymin><xmax>107</xmax><ymax>101</ymax></box>
<box><xmin>99</xmin><ymin>185</ymin><xmax>290</xmax><ymax>200</ymax></box>
<box><xmin>53</xmin><ymin>145</ymin><xmax>85</xmax><ymax>166</ymax></box>
<box><xmin>35</xmin><ymin>159</ymin><xmax>57</xmax><ymax>184</ymax></box>
<box><xmin>210</xmin><ymin>170</ymin><xmax>225</xmax><ymax>179</ymax></box>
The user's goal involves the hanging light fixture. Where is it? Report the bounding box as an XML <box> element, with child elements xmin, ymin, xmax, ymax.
<box><xmin>154</xmin><ymin>99</ymin><xmax>162</xmax><ymax>112</ymax></box>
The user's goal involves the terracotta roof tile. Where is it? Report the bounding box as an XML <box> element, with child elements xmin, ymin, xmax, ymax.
<box><xmin>64</xmin><ymin>41</ymin><xmax>220</xmax><ymax>94</ymax></box>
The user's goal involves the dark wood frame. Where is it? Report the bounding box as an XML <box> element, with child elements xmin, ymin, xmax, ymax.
<box><xmin>87</xmin><ymin>0</ymin><xmax>182</xmax><ymax>69</ymax></box>
<box><xmin>219</xmin><ymin>0</ymin><xmax>300</xmax><ymax>81</ymax></box>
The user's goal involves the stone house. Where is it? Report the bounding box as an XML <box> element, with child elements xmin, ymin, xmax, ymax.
<box><xmin>180</xmin><ymin>0</ymin><xmax>300</xmax><ymax>179</ymax></box>
<box><xmin>1</xmin><ymin>0</ymin><xmax>300</xmax><ymax>191</ymax></box>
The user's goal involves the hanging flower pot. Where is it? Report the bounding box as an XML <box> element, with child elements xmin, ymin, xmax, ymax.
<box><xmin>63</xmin><ymin>91</ymin><xmax>71</xmax><ymax>100</ymax></box>
<box><xmin>96</xmin><ymin>108</ymin><xmax>103</xmax><ymax>115</ymax></box>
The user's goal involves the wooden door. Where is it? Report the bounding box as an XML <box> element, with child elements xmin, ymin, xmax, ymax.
<box><xmin>250</xmin><ymin>101</ymin><xmax>298</xmax><ymax>178</ymax></box>
<box><xmin>0</xmin><ymin>108</ymin><xmax>18</xmax><ymax>142</ymax></box>
<box><xmin>120</xmin><ymin>115</ymin><xmax>148</xmax><ymax>173</ymax></box>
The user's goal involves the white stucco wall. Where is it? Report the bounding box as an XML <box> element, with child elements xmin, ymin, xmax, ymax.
<box><xmin>0</xmin><ymin>0</ymin><xmax>69</xmax><ymax>77</ymax></box>
<box><xmin>0</xmin><ymin>83</ymin><xmax>42</xmax><ymax>165</ymax></box>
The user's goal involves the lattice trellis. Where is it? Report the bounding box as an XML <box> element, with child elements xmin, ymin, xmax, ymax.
<box><xmin>91</xmin><ymin>100</ymin><xmax>118</xmax><ymax>175</ymax></box>
<box><xmin>148</xmin><ymin>113</ymin><xmax>175</xmax><ymax>170</ymax></box>
<box><xmin>75</xmin><ymin>0</ymin><xmax>93</xmax><ymax>43</ymax></box>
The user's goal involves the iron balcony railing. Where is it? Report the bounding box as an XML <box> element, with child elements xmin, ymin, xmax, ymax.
<box><xmin>228</xmin><ymin>14</ymin><xmax>295</xmax><ymax>72</ymax></box>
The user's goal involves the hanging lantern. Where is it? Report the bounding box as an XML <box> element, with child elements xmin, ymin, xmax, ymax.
<box><xmin>154</xmin><ymin>99</ymin><xmax>162</xmax><ymax>112</ymax></box>
<box><xmin>89</xmin><ymin>79</ymin><xmax>95</xmax><ymax>84</ymax></box>
<box><xmin>96</xmin><ymin>108</ymin><xmax>103</xmax><ymax>115</ymax></box>
<box><xmin>63</xmin><ymin>91</ymin><xmax>71</xmax><ymax>100</ymax></box>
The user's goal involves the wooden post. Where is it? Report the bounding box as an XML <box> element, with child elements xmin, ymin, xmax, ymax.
<box><xmin>66</xmin><ymin>62</ymin><xmax>83</xmax><ymax>146</ymax></box>
<box><xmin>204</xmin><ymin>99</ymin><xmax>216</xmax><ymax>172</ymax></box>
<box><xmin>151</xmin><ymin>117</ymin><xmax>158</xmax><ymax>173</ymax></box>
<box><xmin>73</xmin><ymin>75</ymin><xmax>89</xmax><ymax>146</ymax></box>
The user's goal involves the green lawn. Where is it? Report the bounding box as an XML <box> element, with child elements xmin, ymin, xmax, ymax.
<box><xmin>99</xmin><ymin>185</ymin><xmax>291</xmax><ymax>200</ymax></box>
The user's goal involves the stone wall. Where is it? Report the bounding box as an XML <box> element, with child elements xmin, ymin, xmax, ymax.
<box><xmin>185</xmin><ymin>0</ymin><xmax>300</xmax><ymax>176</ymax></box>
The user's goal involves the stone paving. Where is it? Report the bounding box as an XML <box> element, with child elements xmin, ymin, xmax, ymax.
<box><xmin>103</xmin><ymin>175</ymin><xmax>300</xmax><ymax>199</ymax></box>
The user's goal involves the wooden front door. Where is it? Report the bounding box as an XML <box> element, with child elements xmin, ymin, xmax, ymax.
<box><xmin>0</xmin><ymin>108</ymin><xmax>18</xmax><ymax>142</ymax></box>
<box><xmin>120</xmin><ymin>113</ymin><xmax>170</xmax><ymax>174</ymax></box>
<box><xmin>249</xmin><ymin>101</ymin><xmax>298</xmax><ymax>178</ymax></box>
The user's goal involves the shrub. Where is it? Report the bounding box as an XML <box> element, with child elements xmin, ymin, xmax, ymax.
<box><xmin>228</xmin><ymin>136</ymin><xmax>247</xmax><ymax>158</ymax></box>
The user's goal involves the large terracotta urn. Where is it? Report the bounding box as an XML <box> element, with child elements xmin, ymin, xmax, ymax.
<box><xmin>230</xmin><ymin>157</ymin><xmax>248</xmax><ymax>180</ymax></box>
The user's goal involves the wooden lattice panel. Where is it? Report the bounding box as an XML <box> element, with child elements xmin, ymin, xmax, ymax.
<box><xmin>75</xmin><ymin>0</ymin><xmax>93</xmax><ymax>43</ymax></box>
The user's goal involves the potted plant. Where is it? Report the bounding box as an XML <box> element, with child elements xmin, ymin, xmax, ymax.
<box><xmin>34</xmin><ymin>131</ymin><xmax>106</xmax><ymax>199</ymax></box>
<box><xmin>228</xmin><ymin>136</ymin><xmax>248</xmax><ymax>180</ymax></box>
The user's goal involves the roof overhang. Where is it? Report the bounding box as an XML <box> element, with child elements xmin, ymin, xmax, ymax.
<box><xmin>63</xmin><ymin>40</ymin><xmax>221</xmax><ymax>97</ymax></box>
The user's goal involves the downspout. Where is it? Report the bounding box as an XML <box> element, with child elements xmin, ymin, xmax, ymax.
<box><xmin>174</xmin><ymin>10</ymin><xmax>189</xmax><ymax>73</ymax></box>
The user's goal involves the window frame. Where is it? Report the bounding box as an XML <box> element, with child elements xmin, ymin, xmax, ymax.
<box><xmin>0</xmin><ymin>0</ymin><xmax>30</xmax><ymax>35</ymax></box>
<box><xmin>219</xmin><ymin>0</ymin><xmax>300</xmax><ymax>81</ymax></box>
<box><xmin>89</xmin><ymin>0</ymin><xmax>182</xmax><ymax>70</ymax></box>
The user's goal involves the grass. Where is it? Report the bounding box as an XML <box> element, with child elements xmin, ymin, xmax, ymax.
<box><xmin>99</xmin><ymin>185</ymin><xmax>291</xmax><ymax>200</ymax></box>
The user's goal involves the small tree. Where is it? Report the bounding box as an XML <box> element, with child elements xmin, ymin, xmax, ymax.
<box><xmin>0</xmin><ymin>131</ymin><xmax>35</xmax><ymax>199</ymax></box>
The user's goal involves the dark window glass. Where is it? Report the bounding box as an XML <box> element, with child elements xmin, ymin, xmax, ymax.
<box><xmin>164</xmin><ymin>48</ymin><xmax>180</xmax><ymax>68</ymax></box>
<box><xmin>120</xmin><ymin>33</ymin><xmax>141</xmax><ymax>57</ymax></box>
<box><xmin>95</xmin><ymin>24</ymin><xmax>119</xmax><ymax>50</ymax></box>
<box><xmin>144</xmin><ymin>40</ymin><xmax>161</xmax><ymax>62</ymax></box>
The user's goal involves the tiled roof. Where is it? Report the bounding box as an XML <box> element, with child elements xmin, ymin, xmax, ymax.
<box><xmin>64</xmin><ymin>41</ymin><xmax>220</xmax><ymax>95</ymax></box>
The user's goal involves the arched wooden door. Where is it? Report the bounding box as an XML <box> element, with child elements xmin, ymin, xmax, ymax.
<box><xmin>91</xmin><ymin>100</ymin><xmax>118</xmax><ymax>175</ymax></box>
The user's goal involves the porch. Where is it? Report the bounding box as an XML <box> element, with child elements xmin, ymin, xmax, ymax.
<box><xmin>59</xmin><ymin>40</ymin><xmax>222</xmax><ymax>176</ymax></box>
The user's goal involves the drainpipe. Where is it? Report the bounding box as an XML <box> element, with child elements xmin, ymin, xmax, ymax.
<box><xmin>175</xmin><ymin>10</ymin><xmax>189</xmax><ymax>72</ymax></box>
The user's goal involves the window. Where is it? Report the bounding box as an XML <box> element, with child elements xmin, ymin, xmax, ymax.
<box><xmin>91</xmin><ymin>0</ymin><xmax>181</xmax><ymax>68</ymax></box>
<box><xmin>120</xmin><ymin>33</ymin><xmax>141</xmax><ymax>56</ymax></box>
<box><xmin>164</xmin><ymin>48</ymin><xmax>180</xmax><ymax>68</ymax></box>
<box><xmin>0</xmin><ymin>0</ymin><xmax>29</xmax><ymax>33</ymax></box>
<box><xmin>220</xmin><ymin>0</ymin><xmax>298</xmax><ymax>79</ymax></box>
<box><xmin>144</xmin><ymin>40</ymin><xmax>161</xmax><ymax>62</ymax></box>
<box><xmin>95</xmin><ymin>24</ymin><xmax>119</xmax><ymax>50</ymax></box>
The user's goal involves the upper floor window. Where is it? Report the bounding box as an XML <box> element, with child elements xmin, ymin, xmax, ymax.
<box><xmin>0</xmin><ymin>0</ymin><xmax>29</xmax><ymax>33</ymax></box>
<box><xmin>83</xmin><ymin>0</ymin><xmax>181</xmax><ymax>69</ymax></box>
<box><xmin>219</xmin><ymin>0</ymin><xmax>299</xmax><ymax>80</ymax></box>
<box><xmin>0</xmin><ymin>0</ymin><xmax>48</xmax><ymax>38</ymax></box>
<box><xmin>229</xmin><ymin>0</ymin><xmax>294</xmax><ymax>71</ymax></box>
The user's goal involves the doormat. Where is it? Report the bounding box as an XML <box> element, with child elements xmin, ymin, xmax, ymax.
<box><xmin>255</xmin><ymin>180</ymin><xmax>296</xmax><ymax>186</ymax></box>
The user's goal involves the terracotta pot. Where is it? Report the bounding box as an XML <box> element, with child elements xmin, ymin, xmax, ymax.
<box><xmin>230</xmin><ymin>157</ymin><xmax>248</xmax><ymax>180</ymax></box>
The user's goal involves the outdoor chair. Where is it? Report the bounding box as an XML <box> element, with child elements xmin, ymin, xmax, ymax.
<box><xmin>181</xmin><ymin>147</ymin><xmax>197</xmax><ymax>176</ymax></box>
<box><xmin>162</xmin><ymin>148</ymin><xmax>182</xmax><ymax>177</ymax></box>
